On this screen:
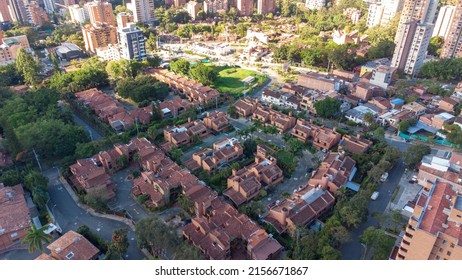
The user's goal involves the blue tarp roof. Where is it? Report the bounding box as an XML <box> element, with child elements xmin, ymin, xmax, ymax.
<box><xmin>345</xmin><ymin>181</ymin><xmax>360</xmax><ymax>192</ymax></box>
<box><xmin>391</xmin><ymin>98</ymin><xmax>405</xmax><ymax>104</ymax></box>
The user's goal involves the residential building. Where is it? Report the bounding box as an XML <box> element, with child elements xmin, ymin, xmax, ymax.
<box><xmin>148</xmin><ymin>69</ymin><xmax>221</xmax><ymax>106</ymax></box>
<box><xmin>439</xmin><ymin>97</ymin><xmax>459</xmax><ymax>113</ymax></box>
<box><xmin>36</xmin><ymin>231</ymin><xmax>100</xmax><ymax>260</ymax></box>
<box><xmin>432</xmin><ymin>5</ymin><xmax>455</xmax><ymax>39</ymax></box>
<box><xmin>0</xmin><ymin>183</ymin><xmax>30</xmax><ymax>251</ymax></box>
<box><xmin>339</xmin><ymin>134</ymin><xmax>373</xmax><ymax>154</ymax></box>
<box><xmin>440</xmin><ymin>1</ymin><xmax>462</xmax><ymax>58</ymax></box>
<box><xmin>343</xmin><ymin>7</ymin><xmax>362</xmax><ymax>24</ymax></box>
<box><xmin>85</xmin><ymin>0</ymin><xmax>115</xmax><ymax>26</ymax></box>
<box><xmin>187</xmin><ymin>1</ymin><xmax>200</xmax><ymax>20</ymax></box>
<box><xmin>257</xmin><ymin>0</ymin><xmax>275</xmax><ymax>15</ymax></box>
<box><xmin>369</xmin><ymin>65</ymin><xmax>396</xmax><ymax>90</ymax></box>
<box><xmin>0</xmin><ymin>0</ymin><xmax>13</xmax><ymax>22</ymax></box>
<box><xmin>0</xmin><ymin>35</ymin><xmax>30</xmax><ymax>65</ymax></box>
<box><xmin>69</xmin><ymin>158</ymin><xmax>115</xmax><ymax>198</ymax></box>
<box><xmin>163</xmin><ymin>120</ymin><xmax>210</xmax><ymax>147</ymax></box>
<box><xmin>183</xmin><ymin>198</ymin><xmax>282</xmax><ymax>260</ymax></box>
<box><xmin>203</xmin><ymin>0</ymin><xmax>229</xmax><ymax>14</ymax></box>
<box><xmin>307</xmin><ymin>152</ymin><xmax>357</xmax><ymax>194</ymax></box>
<box><xmin>345</xmin><ymin>105</ymin><xmax>379</xmax><ymax>125</ymax></box>
<box><xmin>8</xmin><ymin>0</ymin><xmax>28</xmax><ymax>23</ymax></box>
<box><xmin>224</xmin><ymin>147</ymin><xmax>283</xmax><ymax>206</ymax></box>
<box><xmin>234</xmin><ymin>98</ymin><xmax>259</xmax><ymax>117</ymax></box>
<box><xmin>131</xmin><ymin>0</ymin><xmax>155</xmax><ymax>23</ymax></box>
<box><xmin>261</xmin><ymin>89</ymin><xmax>300</xmax><ymax>109</ymax></box>
<box><xmin>297</xmin><ymin>72</ymin><xmax>345</xmax><ymax>92</ymax></box>
<box><xmin>396</xmin><ymin>181</ymin><xmax>462</xmax><ymax>260</ymax></box>
<box><xmin>185</xmin><ymin>137</ymin><xmax>243</xmax><ymax>173</ymax></box>
<box><xmin>82</xmin><ymin>22</ymin><xmax>117</xmax><ymax>53</ymax></box>
<box><xmin>252</xmin><ymin>106</ymin><xmax>296</xmax><ymax>132</ymax></box>
<box><xmin>291</xmin><ymin>119</ymin><xmax>342</xmax><ymax>150</ymax></box>
<box><xmin>332</xmin><ymin>29</ymin><xmax>360</xmax><ymax>45</ymax></box>
<box><xmin>403</xmin><ymin>102</ymin><xmax>427</xmax><ymax>116</ymax></box>
<box><xmin>28</xmin><ymin>1</ymin><xmax>48</xmax><ymax>26</ymax></box>
<box><xmin>368</xmin><ymin>97</ymin><xmax>392</xmax><ymax>113</ymax></box>
<box><xmin>419</xmin><ymin>112</ymin><xmax>455</xmax><ymax>130</ymax></box>
<box><xmin>236</xmin><ymin>0</ymin><xmax>253</xmax><ymax>16</ymax></box>
<box><xmin>118</xmin><ymin>23</ymin><xmax>146</xmax><ymax>60</ymax></box>
<box><xmin>174</xmin><ymin>0</ymin><xmax>186</xmax><ymax>7</ymax></box>
<box><xmin>416</xmin><ymin>153</ymin><xmax>462</xmax><ymax>190</ymax></box>
<box><xmin>69</xmin><ymin>4</ymin><xmax>89</xmax><ymax>24</ymax></box>
<box><xmin>305</xmin><ymin>0</ymin><xmax>326</xmax><ymax>10</ymax></box>
<box><xmin>353</xmin><ymin>81</ymin><xmax>386</xmax><ymax>101</ymax></box>
<box><xmin>263</xmin><ymin>185</ymin><xmax>335</xmax><ymax>234</ymax></box>
<box><xmin>43</xmin><ymin>0</ymin><xmax>55</xmax><ymax>14</ymax></box>
<box><xmin>159</xmin><ymin>97</ymin><xmax>192</xmax><ymax>119</ymax></box>
<box><xmin>95</xmin><ymin>44</ymin><xmax>120</xmax><ymax>61</ymax></box>
<box><xmin>366</xmin><ymin>0</ymin><xmax>404</xmax><ymax>27</ymax></box>
<box><xmin>203</xmin><ymin>111</ymin><xmax>229</xmax><ymax>134</ymax></box>
<box><xmin>116</xmin><ymin>12</ymin><xmax>134</xmax><ymax>28</ymax></box>
<box><xmin>391</xmin><ymin>0</ymin><xmax>438</xmax><ymax>75</ymax></box>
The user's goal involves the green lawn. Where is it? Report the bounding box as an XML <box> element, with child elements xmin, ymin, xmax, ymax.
<box><xmin>211</xmin><ymin>65</ymin><xmax>268</xmax><ymax>97</ymax></box>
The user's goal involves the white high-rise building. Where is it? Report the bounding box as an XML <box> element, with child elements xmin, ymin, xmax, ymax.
<box><xmin>131</xmin><ymin>0</ymin><xmax>155</xmax><ymax>23</ymax></box>
<box><xmin>118</xmin><ymin>23</ymin><xmax>146</xmax><ymax>60</ymax></box>
<box><xmin>432</xmin><ymin>5</ymin><xmax>455</xmax><ymax>39</ymax></box>
<box><xmin>391</xmin><ymin>0</ymin><xmax>438</xmax><ymax>75</ymax></box>
<box><xmin>69</xmin><ymin>4</ymin><xmax>89</xmax><ymax>24</ymax></box>
<box><xmin>305</xmin><ymin>0</ymin><xmax>326</xmax><ymax>10</ymax></box>
<box><xmin>366</xmin><ymin>0</ymin><xmax>404</xmax><ymax>27</ymax></box>
<box><xmin>43</xmin><ymin>0</ymin><xmax>55</xmax><ymax>14</ymax></box>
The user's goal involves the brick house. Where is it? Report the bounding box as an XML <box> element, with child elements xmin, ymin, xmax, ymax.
<box><xmin>36</xmin><ymin>231</ymin><xmax>99</xmax><ymax>260</ymax></box>
<box><xmin>252</xmin><ymin>106</ymin><xmax>296</xmax><ymax>132</ymax></box>
<box><xmin>203</xmin><ymin>111</ymin><xmax>229</xmax><ymax>134</ymax></box>
<box><xmin>164</xmin><ymin>120</ymin><xmax>210</xmax><ymax>147</ymax></box>
<box><xmin>234</xmin><ymin>98</ymin><xmax>259</xmax><ymax>117</ymax></box>
<box><xmin>339</xmin><ymin>134</ymin><xmax>373</xmax><ymax>154</ymax></box>
<box><xmin>439</xmin><ymin>97</ymin><xmax>459</xmax><ymax>113</ymax></box>
<box><xmin>263</xmin><ymin>185</ymin><xmax>335</xmax><ymax>234</ymax></box>
<box><xmin>291</xmin><ymin>119</ymin><xmax>341</xmax><ymax>150</ymax></box>
<box><xmin>0</xmin><ymin>183</ymin><xmax>30</xmax><ymax>251</ymax></box>
<box><xmin>69</xmin><ymin>159</ymin><xmax>115</xmax><ymax>198</ymax></box>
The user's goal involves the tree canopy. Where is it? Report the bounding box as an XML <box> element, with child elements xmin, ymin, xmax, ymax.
<box><xmin>169</xmin><ymin>59</ymin><xmax>190</xmax><ymax>76</ymax></box>
<box><xmin>189</xmin><ymin>63</ymin><xmax>217</xmax><ymax>86</ymax></box>
<box><xmin>419</xmin><ymin>58</ymin><xmax>462</xmax><ymax>81</ymax></box>
<box><xmin>116</xmin><ymin>75</ymin><xmax>168</xmax><ymax>103</ymax></box>
<box><xmin>314</xmin><ymin>97</ymin><xmax>341</xmax><ymax>118</ymax></box>
<box><xmin>404</xmin><ymin>144</ymin><xmax>431</xmax><ymax>169</ymax></box>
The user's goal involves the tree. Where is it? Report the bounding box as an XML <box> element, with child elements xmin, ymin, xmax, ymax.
<box><xmin>178</xmin><ymin>194</ymin><xmax>195</xmax><ymax>215</ymax></box>
<box><xmin>0</xmin><ymin>63</ymin><xmax>23</xmax><ymax>86</ymax></box>
<box><xmin>238</xmin><ymin>201</ymin><xmax>265</xmax><ymax>221</ymax></box>
<box><xmin>398</xmin><ymin>118</ymin><xmax>417</xmax><ymax>132</ymax></box>
<box><xmin>360</xmin><ymin>226</ymin><xmax>395</xmax><ymax>260</ymax></box>
<box><xmin>319</xmin><ymin>245</ymin><xmax>341</xmax><ymax>260</ymax></box>
<box><xmin>169</xmin><ymin>147</ymin><xmax>183</xmax><ymax>163</ymax></box>
<box><xmin>22</xmin><ymin>224</ymin><xmax>53</xmax><ymax>253</ymax></box>
<box><xmin>275</xmin><ymin>150</ymin><xmax>298</xmax><ymax>177</ymax></box>
<box><xmin>190</xmin><ymin>63</ymin><xmax>217</xmax><ymax>86</ymax></box>
<box><xmin>419</xmin><ymin>57</ymin><xmax>462</xmax><ymax>81</ymax></box>
<box><xmin>404</xmin><ymin>144</ymin><xmax>431</xmax><ymax>169</ymax></box>
<box><xmin>144</xmin><ymin>56</ymin><xmax>162</xmax><ymax>68</ymax></box>
<box><xmin>116</xmin><ymin>75</ymin><xmax>168</xmax><ymax>103</ymax></box>
<box><xmin>390</xmin><ymin>210</ymin><xmax>404</xmax><ymax>232</ymax></box>
<box><xmin>227</xmin><ymin>105</ymin><xmax>238</xmax><ymax>119</ymax></box>
<box><xmin>15</xmin><ymin>49</ymin><xmax>40</xmax><ymax>86</ymax></box>
<box><xmin>427</xmin><ymin>36</ymin><xmax>444</xmax><ymax>57</ymax></box>
<box><xmin>363</xmin><ymin>112</ymin><xmax>375</xmax><ymax>125</ymax></box>
<box><xmin>169</xmin><ymin>59</ymin><xmax>190</xmax><ymax>76</ymax></box>
<box><xmin>110</xmin><ymin>228</ymin><xmax>129</xmax><ymax>259</ymax></box>
<box><xmin>313</xmin><ymin>97</ymin><xmax>341</xmax><ymax>118</ymax></box>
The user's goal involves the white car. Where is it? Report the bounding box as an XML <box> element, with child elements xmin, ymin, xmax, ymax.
<box><xmin>371</xmin><ymin>191</ymin><xmax>380</xmax><ymax>201</ymax></box>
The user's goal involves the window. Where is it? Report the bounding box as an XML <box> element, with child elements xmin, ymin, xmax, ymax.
<box><xmin>447</xmin><ymin>251</ymin><xmax>451</xmax><ymax>256</ymax></box>
<box><xmin>435</xmin><ymin>256</ymin><xmax>440</xmax><ymax>260</ymax></box>
<box><xmin>443</xmin><ymin>240</ymin><xmax>447</xmax><ymax>245</ymax></box>
<box><xmin>439</xmin><ymin>248</ymin><xmax>443</xmax><ymax>253</ymax></box>
<box><xmin>450</xmin><ymin>243</ymin><xmax>455</xmax><ymax>248</ymax></box>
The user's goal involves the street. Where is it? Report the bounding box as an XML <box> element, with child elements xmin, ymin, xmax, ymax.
<box><xmin>0</xmin><ymin>168</ymin><xmax>145</xmax><ymax>260</ymax></box>
<box><xmin>340</xmin><ymin>160</ymin><xmax>406</xmax><ymax>260</ymax></box>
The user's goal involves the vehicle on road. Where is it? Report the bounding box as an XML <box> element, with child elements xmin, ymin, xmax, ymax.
<box><xmin>371</xmin><ymin>191</ymin><xmax>380</xmax><ymax>200</ymax></box>
<box><xmin>380</xmin><ymin>172</ymin><xmax>389</xmax><ymax>182</ymax></box>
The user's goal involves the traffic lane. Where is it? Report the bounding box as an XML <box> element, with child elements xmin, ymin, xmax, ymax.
<box><xmin>341</xmin><ymin>160</ymin><xmax>406</xmax><ymax>260</ymax></box>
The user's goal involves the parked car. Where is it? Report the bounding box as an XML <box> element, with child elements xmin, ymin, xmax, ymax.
<box><xmin>380</xmin><ymin>172</ymin><xmax>389</xmax><ymax>182</ymax></box>
<box><xmin>371</xmin><ymin>191</ymin><xmax>380</xmax><ymax>201</ymax></box>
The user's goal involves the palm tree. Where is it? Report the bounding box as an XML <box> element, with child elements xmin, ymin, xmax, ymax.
<box><xmin>22</xmin><ymin>224</ymin><xmax>53</xmax><ymax>253</ymax></box>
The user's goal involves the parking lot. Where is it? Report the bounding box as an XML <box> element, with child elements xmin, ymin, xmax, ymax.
<box><xmin>386</xmin><ymin>170</ymin><xmax>422</xmax><ymax>216</ymax></box>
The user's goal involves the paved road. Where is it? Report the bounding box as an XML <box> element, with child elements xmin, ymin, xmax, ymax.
<box><xmin>72</xmin><ymin>113</ymin><xmax>103</xmax><ymax>141</ymax></box>
<box><xmin>44</xmin><ymin>168</ymin><xmax>144</xmax><ymax>260</ymax></box>
<box><xmin>340</xmin><ymin>160</ymin><xmax>406</xmax><ymax>260</ymax></box>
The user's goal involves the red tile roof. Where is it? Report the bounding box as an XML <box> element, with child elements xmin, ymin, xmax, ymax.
<box><xmin>47</xmin><ymin>231</ymin><xmax>100</xmax><ymax>260</ymax></box>
<box><xmin>0</xmin><ymin>183</ymin><xmax>30</xmax><ymax>235</ymax></box>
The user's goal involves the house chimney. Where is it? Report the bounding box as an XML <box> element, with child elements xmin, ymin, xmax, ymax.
<box><xmin>188</xmin><ymin>117</ymin><xmax>191</xmax><ymax>123</ymax></box>
<box><xmin>357</xmin><ymin>134</ymin><xmax>361</xmax><ymax>139</ymax></box>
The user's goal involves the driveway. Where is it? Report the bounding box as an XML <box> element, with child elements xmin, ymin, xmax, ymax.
<box><xmin>340</xmin><ymin>160</ymin><xmax>406</xmax><ymax>260</ymax></box>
